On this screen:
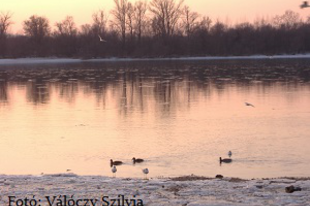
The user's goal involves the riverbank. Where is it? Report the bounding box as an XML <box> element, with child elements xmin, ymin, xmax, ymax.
<box><xmin>1</xmin><ymin>174</ymin><xmax>309</xmax><ymax>206</ymax></box>
<box><xmin>1</xmin><ymin>54</ymin><xmax>310</xmax><ymax>65</ymax></box>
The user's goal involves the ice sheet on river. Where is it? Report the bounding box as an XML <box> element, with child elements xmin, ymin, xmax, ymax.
<box><xmin>1</xmin><ymin>54</ymin><xmax>310</xmax><ymax>65</ymax></box>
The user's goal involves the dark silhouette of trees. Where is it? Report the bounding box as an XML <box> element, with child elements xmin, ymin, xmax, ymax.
<box><xmin>0</xmin><ymin>11</ymin><xmax>13</xmax><ymax>57</ymax></box>
<box><xmin>23</xmin><ymin>15</ymin><xmax>50</xmax><ymax>41</ymax></box>
<box><xmin>90</xmin><ymin>10</ymin><xmax>110</xmax><ymax>57</ymax></box>
<box><xmin>181</xmin><ymin>5</ymin><xmax>199</xmax><ymax>39</ymax></box>
<box><xmin>111</xmin><ymin>0</ymin><xmax>130</xmax><ymax>50</ymax></box>
<box><xmin>54</xmin><ymin>16</ymin><xmax>77</xmax><ymax>56</ymax></box>
<box><xmin>180</xmin><ymin>5</ymin><xmax>200</xmax><ymax>55</ymax></box>
<box><xmin>1</xmin><ymin>5</ymin><xmax>310</xmax><ymax>59</ymax></box>
<box><xmin>55</xmin><ymin>16</ymin><xmax>77</xmax><ymax>36</ymax></box>
<box><xmin>126</xmin><ymin>2</ymin><xmax>135</xmax><ymax>40</ymax></box>
<box><xmin>185</xmin><ymin>16</ymin><xmax>211</xmax><ymax>55</ymax></box>
<box><xmin>133</xmin><ymin>1</ymin><xmax>148</xmax><ymax>42</ymax></box>
<box><xmin>23</xmin><ymin>15</ymin><xmax>50</xmax><ymax>56</ymax></box>
<box><xmin>273</xmin><ymin>10</ymin><xmax>301</xmax><ymax>29</ymax></box>
<box><xmin>149</xmin><ymin>0</ymin><xmax>184</xmax><ymax>38</ymax></box>
<box><xmin>0</xmin><ymin>12</ymin><xmax>13</xmax><ymax>38</ymax></box>
<box><xmin>209</xmin><ymin>20</ymin><xmax>227</xmax><ymax>55</ymax></box>
<box><xmin>92</xmin><ymin>10</ymin><xmax>108</xmax><ymax>36</ymax></box>
<box><xmin>147</xmin><ymin>0</ymin><xmax>184</xmax><ymax>56</ymax></box>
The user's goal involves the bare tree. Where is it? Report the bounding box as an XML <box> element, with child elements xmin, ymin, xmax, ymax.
<box><xmin>133</xmin><ymin>1</ymin><xmax>148</xmax><ymax>41</ymax></box>
<box><xmin>23</xmin><ymin>15</ymin><xmax>50</xmax><ymax>41</ymax></box>
<box><xmin>181</xmin><ymin>5</ymin><xmax>199</xmax><ymax>38</ymax></box>
<box><xmin>0</xmin><ymin>11</ymin><xmax>13</xmax><ymax>56</ymax></box>
<box><xmin>23</xmin><ymin>15</ymin><xmax>50</xmax><ymax>55</ymax></box>
<box><xmin>54</xmin><ymin>16</ymin><xmax>77</xmax><ymax>56</ymax></box>
<box><xmin>209</xmin><ymin>20</ymin><xmax>227</xmax><ymax>55</ymax></box>
<box><xmin>55</xmin><ymin>16</ymin><xmax>77</xmax><ymax>36</ymax></box>
<box><xmin>198</xmin><ymin>16</ymin><xmax>212</xmax><ymax>31</ymax></box>
<box><xmin>149</xmin><ymin>0</ymin><xmax>184</xmax><ymax>38</ymax></box>
<box><xmin>80</xmin><ymin>24</ymin><xmax>92</xmax><ymax>36</ymax></box>
<box><xmin>273</xmin><ymin>10</ymin><xmax>301</xmax><ymax>29</ymax></box>
<box><xmin>126</xmin><ymin>2</ymin><xmax>135</xmax><ymax>39</ymax></box>
<box><xmin>0</xmin><ymin>11</ymin><xmax>13</xmax><ymax>38</ymax></box>
<box><xmin>2</xmin><ymin>5</ymin><xmax>310</xmax><ymax>58</ymax></box>
<box><xmin>92</xmin><ymin>10</ymin><xmax>108</xmax><ymax>36</ymax></box>
<box><xmin>111</xmin><ymin>0</ymin><xmax>130</xmax><ymax>46</ymax></box>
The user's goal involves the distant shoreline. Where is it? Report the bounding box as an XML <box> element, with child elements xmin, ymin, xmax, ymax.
<box><xmin>1</xmin><ymin>54</ymin><xmax>310</xmax><ymax>65</ymax></box>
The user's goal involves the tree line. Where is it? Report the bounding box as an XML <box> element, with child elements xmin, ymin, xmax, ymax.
<box><xmin>1</xmin><ymin>0</ymin><xmax>310</xmax><ymax>58</ymax></box>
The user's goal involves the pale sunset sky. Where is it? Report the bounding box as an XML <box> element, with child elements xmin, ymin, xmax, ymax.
<box><xmin>1</xmin><ymin>0</ymin><xmax>309</xmax><ymax>34</ymax></box>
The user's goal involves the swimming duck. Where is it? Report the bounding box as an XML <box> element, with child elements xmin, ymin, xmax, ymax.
<box><xmin>301</xmin><ymin>1</ymin><xmax>309</xmax><ymax>9</ymax></box>
<box><xmin>110</xmin><ymin>159</ymin><xmax>123</xmax><ymax>166</ymax></box>
<box><xmin>132</xmin><ymin>157</ymin><xmax>144</xmax><ymax>163</ymax></box>
<box><xmin>219</xmin><ymin>157</ymin><xmax>232</xmax><ymax>163</ymax></box>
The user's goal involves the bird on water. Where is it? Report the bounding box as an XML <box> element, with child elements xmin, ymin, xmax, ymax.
<box><xmin>142</xmin><ymin>168</ymin><xmax>149</xmax><ymax>179</ymax></box>
<box><xmin>300</xmin><ymin>1</ymin><xmax>309</xmax><ymax>8</ymax></box>
<box><xmin>111</xmin><ymin>165</ymin><xmax>117</xmax><ymax>178</ymax></box>
<box><xmin>219</xmin><ymin>157</ymin><xmax>232</xmax><ymax>163</ymax></box>
<box><xmin>228</xmin><ymin>151</ymin><xmax>232</xmax><ymax>157</ymax></box>
<box><xmin>132</xmin><ymin>157</ymin><xmax>144</xmax><ymax>164</ymax></box>
<box><xmin>110</xmin><ymin>159</ymin><xmax>123</xmax><ymax>166</ymax></box>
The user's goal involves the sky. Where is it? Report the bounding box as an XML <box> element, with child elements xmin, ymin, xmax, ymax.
<box><xmin>1</xmin><ymin>0</ymin><xmax>309</xmax><ymax>34</ymax></box>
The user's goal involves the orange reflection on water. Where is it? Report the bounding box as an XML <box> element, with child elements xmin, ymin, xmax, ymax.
<box><xmin>0</xmin><ymin>61</ymin><xmax>310</xmax><ymax>178</ymax></box>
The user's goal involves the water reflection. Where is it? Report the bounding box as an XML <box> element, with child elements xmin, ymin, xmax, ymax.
<box><xmin>26</xmin><ymin>81</ymin><xmax>50</xmax><ymax>104</ymax></box>
<box><xmin>0</xmin><ymin>59</ymin><xmax>310</xmax><ymax>178</ymax></box>
<box><xmin>0</xmin><ymin>81</ymin><xmax>8</xmax><ymax>104</ymax></box>
<box><xmin>1</xmin><ymin>60</ymin><xmax>309</xmax><ymax>110</ymax></box>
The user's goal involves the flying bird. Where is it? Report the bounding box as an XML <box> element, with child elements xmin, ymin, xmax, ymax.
<box><xmin>300</xmin><ymin>1</ymin><xmax>310</xmax><ymax>8</ymax></box>
<box><xmin>245</xmin><ymin>102</ymin><xmax>255</xmax><ymax>108</ymax></box>
<box><xmin>98</xmin><ymin>34</ymin><xmax>107</xmax><ymax>42</ymax></box>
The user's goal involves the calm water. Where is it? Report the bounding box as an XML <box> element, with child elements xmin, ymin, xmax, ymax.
<box><xmin>0</xmin><ymin>59</ymin><xmax>310</xmax><ymax>179</ymax></box>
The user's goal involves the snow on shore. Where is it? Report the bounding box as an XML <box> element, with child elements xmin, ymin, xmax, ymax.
<box><xmin>1</xmin><ymin>175</ymin><xmax>309</xmax><ymax>206</ymax></box>
<box><xmin>1</xmin><ymin>54</ymin><xmax>310</xmax><ymax>65</ymax></box>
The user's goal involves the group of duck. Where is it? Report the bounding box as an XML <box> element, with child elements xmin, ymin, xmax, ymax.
<box><xmin>110</xmin><ymin>157</ymin><xmax>149</xmax><ymax>178</ymax></box>
<box><xmin>110</xmin><ymin>152</ymin><xmax>233</xmax><ymax>178</ymax></box>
